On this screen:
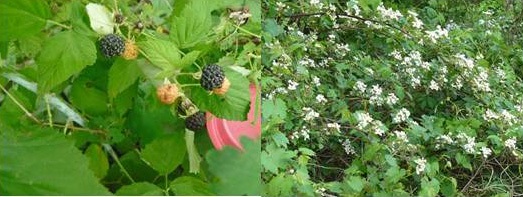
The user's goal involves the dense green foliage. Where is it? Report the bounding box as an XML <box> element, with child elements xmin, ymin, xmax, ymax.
<box><xmin>262</xmin><ymin>0</ymin><xmax>523</xmax><ymax>196</ymax></box>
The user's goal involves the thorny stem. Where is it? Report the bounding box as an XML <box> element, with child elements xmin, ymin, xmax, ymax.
<box><xmin>0</xmin><ymin>84</ymin><xmax>41</xmax><ymax>123</ymax></box>
<box><xmin>103</xmin><ymin>143</ymin><xmax>136</xmax><ymax>183</ymax></box>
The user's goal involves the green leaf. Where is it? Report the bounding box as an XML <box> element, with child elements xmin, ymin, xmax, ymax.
<box><xmin>346</xmin><ymin>176</ymin><xmax>365</xmax><ymax>192</ymax></box>
<box><xmin>419</xmin><ymin>178</ymin><xmax>440</xmax><ymax>197</ymax></box>
<box><xmin>37</xmin><ymin>31</ymin><xmax>97</xmax><ymax>93</ymax></box>
<box><xmin>85</xmin><ymin>3</ymin><xmax>114</xmax><ymax>35</ymax></box>
<box><xmin>0</xmin><ymin>127</ymin><xmax>110</xmax><ymax>195</ymax></box>
<box><xmin>169</xmin><ymin>0</ymin><xmax>212</xmax><ymax>48</ymax></box>
<box><xmin>115</xmin><ymin>182</ymin><xmax>163</xmax><ymax>195</ymax></box>
<box><xmin>140</xmin><ymin>132</ymin><xmax>186</xmax><ymax>175</ymax></box>
<box><xmin>186</xmin><ymin>68</ymin><xmax>250</xmax><ymax>121</ymax></box>
<box><xmin>170</xmin><ymin>176</ymin><xmax>214</xmax><ymax>196</ymax></box>
<box><xmin>262</xmin><ymin>98</ymin><xmax>287</xmax><ymax>120</ymax></box>
<box><xmin>178</xmin><ymin>51</ymin><xmax>201</xmax><ymax>69</ymax></box>
<box><xmin>84</xmin><ymin>144</ymin><xmax>109</xmax><ymax>179</ymax></box>
<box><xmin>265</xmin><ymin>174</ymin><xmax>294</xmax><ymax>197</ymax></box>
<box><xmin>138</xmin><ymin>39</ymin><xmax>181</xmax><ymax>70</ymax></box>
<box><xmin>70</xmin><ymin>76</ymin><xmax>109</xmax><ymax>115</ymax></box>
<box><xmin>206</xmin><ymin>138</ymin><xmax>261</xmax><ymax>196</ymax></box>
<box><xmin>261</xmin><ymin>143</ymin><xmax>296</xmax><ymax>174</ymax></box>
<box><xmin>108</xmin><ymin>58</ymin><xmax>142</xmax><ymax>98</ymax></box>
<box><xmin>455</xmin><ymin>153</ymin><xmax>472</xmax><ymax>171</ymax></box>
<box><xmin>184</xmin><ymin>130</ymin><xmax>202</xmax><ymax>174</ymax></box>
<box><xmin>440</xmin><ymin>177</ymin><xmax>457</xmax><ymax>197</ymax></box>
<box><xmin>0</xmin><ymin>0</ymin><xmax>51</xmax><ymax>41</ymax></box>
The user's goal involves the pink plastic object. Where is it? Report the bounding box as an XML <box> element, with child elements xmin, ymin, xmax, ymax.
<box><xmin>206</xmin><ymin>84</ymin><xmax>261</xmax><ymax>150</ymax></box>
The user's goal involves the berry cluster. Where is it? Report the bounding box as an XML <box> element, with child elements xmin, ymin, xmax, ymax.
<box><xmin>200</xmin><ymin>64</ymin><xmax>230</xmax><ymax>95</ymax></box>
<box><xmin>100</xmin><ymin>34</ymin><xmax>125</xmax><ymax>57</ymax></box>
<box><xmin>185</xmin><ymin>112</ymin><xmax>206</xmax><ymax>131</ymax></box>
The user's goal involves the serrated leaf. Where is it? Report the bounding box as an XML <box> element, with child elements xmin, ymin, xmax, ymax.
<box><xmin>37</xmin><ymin>31</ymin><xmax>96</xmax><ymax>93</ymax></box>
<box><xmin>265</xmin><ymin>174</ymin><xmax>294</xmax><ymax>197</ymax></box>
<box><xmin>206</xmin><ymin>138</ymin><xmax>261</xmax><ymax>195</ymax></box>
<box><xmin>178</xmin><ymin>51</ymin><xmax>200</xmax><ymax>69</ymax></box>
<box><xmin>170</xmin><ymin>176</ymin><xmax>214</xmax><ymax>196</ymax></box>
<box><xmin>169</xmin><ymin>0</ymin><xmax>212</xmax><ymax>48</ymax></box>
<box><xmin>108</xmin><ymin>58</ymin><xmax>142</xmax><ymax>98</ymax></box>
<box><xmin>262</xmin><ymin>143</ymin><xmax>296</xmax><ymax>174</ymax></box>
<box><xmin>140</xmin><ymin>132</ymin><xmax>186</xmax><ymax>175</ymax></box>
<box><xmin>115</xmin><ymin>182</ymin><xmax>163</xmax><ymax>195</ymax></box>
<box><xmin>0</xmin><ymin>0</ymin><xmax>51</xmax><ymax>41</ymax></box>
<box><xmin>347</xmin><ymin>176</ymin><xmax>364</xmax><ymax>192</ymax></box>
<box><xmin>84</xmin><ymin>144</ymin><xmax>109</xmax><ymax>179</ymax></box>
<box><xmin>0</xmin><ymin>127</ymin><xmax>111</xmax><ymax>195</ymax></box>
<box><xmin>85</xmin><ymin>3</ymin><xmax>114</xmax><ymax>35</ymax></box>
<box><xmin>138</xmin><ymin>39</ymin><xmax>182</xmax><ymax>70</ymax></box>
<box><xmin>186</xmin><ymin>67</ymin><xmax>250</xmax><ymax>121</ymax></box>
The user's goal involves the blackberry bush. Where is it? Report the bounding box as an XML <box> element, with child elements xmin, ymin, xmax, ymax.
<box><xmin>99</xmin><ymin>34</ymin><xmax>125</xmax><ymax>57</ymax></box>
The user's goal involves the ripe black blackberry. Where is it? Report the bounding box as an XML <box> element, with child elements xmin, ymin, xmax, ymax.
<box><xmin>185</xmin><ymin>112</ymin><xmax>206</xmax><ymax>131</ymax></box>
<box><xmin>100</xmin><ymin>34</ymin><xmax>125</xmax><ymax>57</ymax></box>
<box><xmin>200</xmin><ymin>64</ymin><xmax>225</xmax><ymax>91</ymax></box>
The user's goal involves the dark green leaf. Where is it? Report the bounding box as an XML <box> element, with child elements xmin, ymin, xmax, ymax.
<box><xmin>140</xmin><ymin>132</ymin><xmax>186</xmax><ymax>175</ymax></box>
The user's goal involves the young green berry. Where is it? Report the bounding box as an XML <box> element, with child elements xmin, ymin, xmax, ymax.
<box><xmin>100</xmin><ymin>34</ymin><xmax>125</xmax><ymax>57</ymax></box>
<box><xmin>185</xmin><ymin>112</ymin><xmax>206</xmax><ymax>131</ymax></box>
<box><xmin>200</xmin><ymin>64</ymin><xmax>225</xmax><ymax>91</ymax></box>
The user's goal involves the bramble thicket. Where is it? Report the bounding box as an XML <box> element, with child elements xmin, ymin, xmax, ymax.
<box><xmin>262</xmin><ymin>0</ymin><xmax>523</xmax><ymax>196</ymax></box>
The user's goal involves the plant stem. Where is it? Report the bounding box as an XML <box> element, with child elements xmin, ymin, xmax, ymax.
<box><xmin>45</xmin><ymin>96</ymin><xmax>53</xmax><ymax>128</ymax></box>
<box><xmin>103</xmin><ymin>144</ymin><xmax>136</xmax><ymax>183</ymax></box>
<box><xmin>47</xmin><ymin>20</ymin><xmax>71</xmax><ymax>29</ymax></box>
<box><xmin>231</xmin><ymin>22</ymin><xmax>261</xmax><ymax>38</ymax></box>
<box><xmin>0</xmin><ymin>84</ymin><xmax>41</xmax><ymax>123</ymax></box>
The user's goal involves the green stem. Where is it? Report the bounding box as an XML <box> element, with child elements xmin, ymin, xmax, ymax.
<box><xmin>102</xmin><ymin>144</ymin><xmax>135</xmax><ymax>183</ymax></box>
<box><xmin>47</xmin><ymin>20</ymin><xmax>71</xmax><ymax>29</ymax></box>
<box><xmin>0</xmin><ymin>84</ymin><xmax>41</xmax><ymax>123</ymax></box>
<box><xmin>179</xmin><ymin>84</ymin><xmax>201</xmax><ymax>88</ymax></box>
<box><xmin>230</xmin><ymin>22</ymin><xmax>261</xmax><ymax>38</ymax></box>
<box><xmin>45</xmin><ymin>96</ymin><xmax>53</xmax><ymax>128</ymax></box>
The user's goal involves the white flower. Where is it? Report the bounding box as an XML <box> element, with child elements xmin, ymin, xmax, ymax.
<box><xmin>437</xmin><ymin>135</ymin><xmax>454</xmax><ymax>144</ymax></box>
<box><xmin>425</xmin><ymin>25</ymin><xmax>448</xmax><ymax>43</ymax></box>
<box><xmin>302</xmin><ymin>107</ymin><xmax>320</xmax><ymax>121</ymax></box>
<box><xmin>312</xmin><ymin>76</ymin><xmax>321</xmax><ymax>86</ymax></box>
<box><xmin>355</xmin><ymin>112</ymin><xmax>373</xmax><ymax>129</ymax></box>
<box><xmin>342</xmin><ymin>139</ymin><xmax>355</xmax><ymax>155</ymax></box>
<box><xmin>300</xmin><ymin>126</ymin><xmax>311</xmax><ymax>140</ymax></box>
<box><xmin>473</xmin><ymin>69</ymin><xmax>491</xmax><ymax>92</ymax></box>
<box><xmin>393</xmin><ymin>108</ymin><xmax>410</xmax><ymax>123</ymax></box>
<box><xmin>316</xmin><ymin>94</ymin><xmax>327</xmax><ymax>103</ymax></box>
<box><xmin>371</xmin><ymin>84</ymin><xmax>382</xmax><ymax>96</ymax></box>
<box><xmin>481</xmin><ymin>147</ymin><xmax>492</xmax><ymax>158</ymax></box>
<box><xmin>505</xmin><ymin>137</ymin><xmax>517</xmax><ymax>149</ymax></box>
<box><xmin>414</xmin><ymin>158</ymin><xmax>427</xmax><ymax>175</ymax></box>
<box><xmin>429</xmin><ymin>80</ymin><xmax>440</xmax><ymax>91</ymax></box>
<box><xmin>463</xmin><ymin>136</ymin><xmax>476</xmax><ymax>154</ymax></box>
<box><xmin>455</xmin><ymin>54</ymin><xmax>475</xmax><ymax>69</ymax></box>
<box><xmin>483</xmin><ymin>109</ymin><xmax>499</xmax><ymax>121</ymax></box>
<box><xmin>288</xmin><ymin>80</ymin><xmax>299</xmax><ymax>90</ymax></box>
<box><xmin>354</xmin><ymin>81</ymin><xmax>367</xmax><ymax>93</ymax></box>
<box><xmin>371</xmin><ymin>121</ymin><xmax>386</xmax><ymax>136</ymax></box>
<box><xmin>377</xmin><ymin>3</ymin><xmax>403</xmax><ymax>21</ymax></box>
<box><xmin>393</xmin><ymin>130</ymin><xmax>409</xmax><ymax>143</ymax></box>
<box><xmin>412</xmin><ymin>17</ymin><xmax>424</xmax><ymax>29</ymax></box>
<box><xmin>310</xmin><ymin>0</ymin><xmax>320</xmax><ymax>5</ymax></box>
<box><xmin>386</xmin><ymin>93</ymin><xmax>399</xmax><ymax>106</ymax></box>
<box><xmin>327</xmin><ymin>122</ymin><xmax>341</xmax><ymax>133</ymax></box>
<box><xmin>390</xmin><ymin>50</ymin><xmax>403</xmax><ymax>60</ymax></box>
